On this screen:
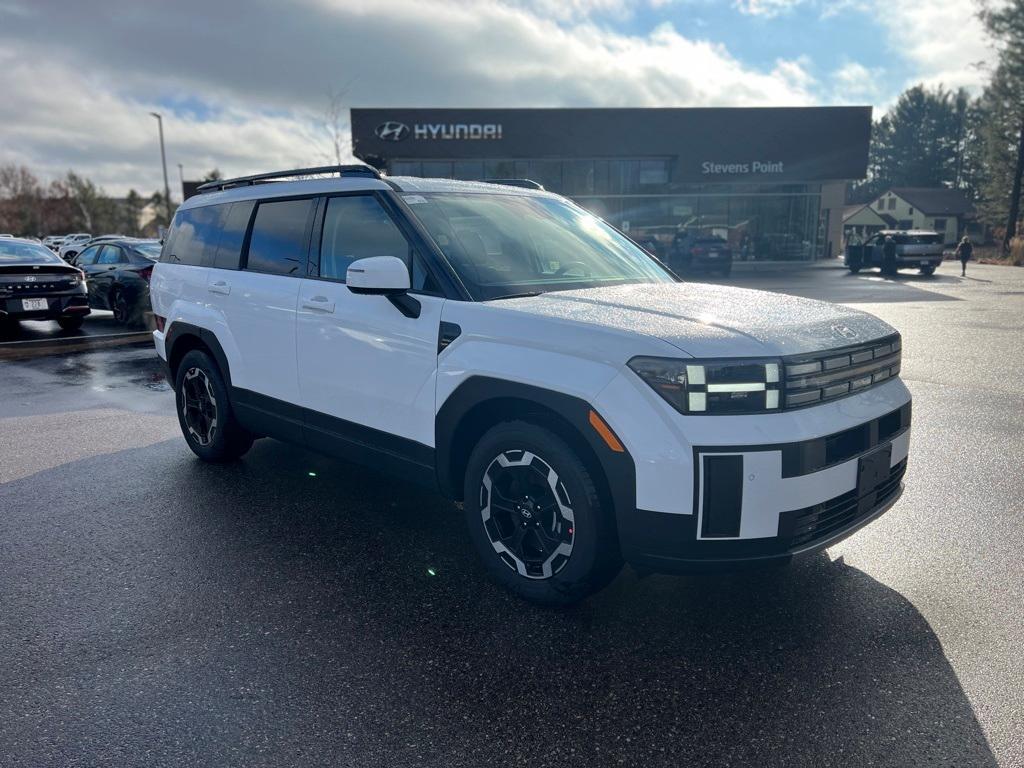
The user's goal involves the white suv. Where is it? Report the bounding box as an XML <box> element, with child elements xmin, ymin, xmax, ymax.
<box><xmin>151</xmin><ymin>165</ymin><xmax>911</xmax><ymax>605</ymax></box>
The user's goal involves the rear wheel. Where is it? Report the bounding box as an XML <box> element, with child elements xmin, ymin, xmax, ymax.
<box><xmin>174</xmin><ymin>349</ymin><xmax>254</xmax><ymax>462</ymax></box>
<box><xmin>463</xmin><ymin>421</ymin><xmax>622</xmax><ymax>606</ymax></box>
<box><xmin>919</xmin><ymin>265</ymin><xmax>936</xmax><ymax>276</ymax></box>
<box><xmin>56</xmin><ymin>316</ymin><xmax>84</xmax><ymax>331</ymax></box>
<box><xmin>848</xmin><ymin>265</ymin><xmax>861</xmax><ymax>274</ymax></box>
<box><xmin>111</xmin><ymin>287</ymin><xmax>136</xmax><ymax>325</ymax></box>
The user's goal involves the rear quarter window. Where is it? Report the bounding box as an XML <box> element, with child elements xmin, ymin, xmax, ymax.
<box><xmin>161</xmin><ymin>205</ymin><xmax>227</xmax><ymax>266</ymax></box>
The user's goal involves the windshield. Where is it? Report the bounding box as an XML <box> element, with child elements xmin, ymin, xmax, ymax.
<box><xmin>133</xmin><ymin>242</ymin><xmax>162</xmax><ymax>260</ymax></box>
<box><xmin>0</xmin><ymin>240</ymin><xmax>64</xmax><ymax>264</ymax></box>
<box><xmin>404</xmin><ymin>193</ymin><xmax>675</xmax><ymax>300</ymax></box>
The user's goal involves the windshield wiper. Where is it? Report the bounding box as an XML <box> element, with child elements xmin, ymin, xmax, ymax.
<box><xmin>486</xmin><ymin>291</ymin><xmax>544</xmax><ymax>301</ymax></box>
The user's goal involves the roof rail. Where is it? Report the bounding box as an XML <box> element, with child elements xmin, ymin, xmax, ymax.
<box><xmin>486</xmin><ymin>179</ymin><xmax>545</xmax><ymax>191</ymax></box>
<box><xmin>196</xmin><ymin>164</ymin><xmax>382</xmax><ymax>193</ymax></box>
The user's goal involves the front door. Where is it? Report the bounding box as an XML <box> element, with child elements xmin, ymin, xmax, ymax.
<box><xmin>296</xmin><ymin>193</ymin><xmax>443</xmax><ymax>473</ymax></box>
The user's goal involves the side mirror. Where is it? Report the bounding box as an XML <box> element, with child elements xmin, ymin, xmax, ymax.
<box><xmin>346</xmin><ymin>256</ymin><xmax>410</xmax><ymax>295</ymax></box>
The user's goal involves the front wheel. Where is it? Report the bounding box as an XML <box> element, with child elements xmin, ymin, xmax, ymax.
<box><xmin>463</xmin><ymin>421</ymin><xmax>622</xmax><ymax>606</ymax></box>
<box><xmin>174</xmin><ymin>349</ymin><xmax>254</xmax><ymax>462</ymax></box>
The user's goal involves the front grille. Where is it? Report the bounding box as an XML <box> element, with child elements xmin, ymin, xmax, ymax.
<box><xmin>778</xmin><ymin>458</ymin><xmax>906</xmax><ymax>549</ymax></box>
<box><xmin>783</xmin><ymin>335</ymin><xmax>902</xmax><ymax>408</ymax></box>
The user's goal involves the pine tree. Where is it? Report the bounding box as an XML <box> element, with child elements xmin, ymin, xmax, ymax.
<box><xmin>979</xmin><ymin>0</ymin><xmax>1024</xmax><ymax>245</ymax></box>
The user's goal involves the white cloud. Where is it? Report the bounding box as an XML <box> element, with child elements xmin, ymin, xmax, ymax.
<box><xmin>733</xmin><ymin>0</ymin><xmax>810</xmax><ymax>17</ymax></box>
<box><xmin>0</xmin><ymin>0</ymin><xmax>817</xmax><ymax>196</ymax></box>
<box><xmin>874</xmin><ymin>0</ymin><xmax>992</xmax><ymax>91</ymax></box>
<box><xmin>830</xmin><ymin>61</ymin><xmax>885</xmax><ymax>103</ymax></box>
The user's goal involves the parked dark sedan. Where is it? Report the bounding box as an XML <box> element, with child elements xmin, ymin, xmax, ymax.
<box><xmin>669</xmin><ymin>231</ymin><xmax>733</xmax><ymax>277</ymax></box>
<box><xmin>0</xmin><ymin>238</ymin><xmax>90</xmax><ymax>331</ymax></box>
<box><xmin>71</xmin><ymin>238</ymin><xmax>160</xmax><ymax>325</ymax></box>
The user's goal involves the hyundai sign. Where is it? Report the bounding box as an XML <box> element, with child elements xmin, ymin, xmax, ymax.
<box><xmin>351</xmin><ymin>107</ymin><xmax>871</xmax><ymax>182</ymax></box>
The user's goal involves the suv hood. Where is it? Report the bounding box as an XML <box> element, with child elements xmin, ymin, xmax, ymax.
<box><xmin>490</xmin><ymin>282</ymin><xmax>896</xmax><ymax>358</ymax></box>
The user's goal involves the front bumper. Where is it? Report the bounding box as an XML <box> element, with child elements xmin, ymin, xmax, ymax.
<box><xmin>593</xmin><ymin>372</ymin><xmax>912</xmax><ymax>572</ymax></box>
<box><xmin>625</xmin><ymin>445</ymin><xmax>907</xmax><ymax>572</ymax></box>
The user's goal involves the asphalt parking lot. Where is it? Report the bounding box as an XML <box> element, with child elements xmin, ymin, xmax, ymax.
<box><xmin>1</xmin><ymin>262</ymin><xmax>1021</xmax><ymax>767</ymax></box>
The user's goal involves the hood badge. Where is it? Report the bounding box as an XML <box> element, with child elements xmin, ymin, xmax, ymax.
<box><xmin>831</xmin><ymin>324</ymin><xmax>857</xmax><ymax>341</ymax></box>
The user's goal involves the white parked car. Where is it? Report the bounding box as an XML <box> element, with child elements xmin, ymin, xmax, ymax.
<box><xmin>151</xmin><ymin>165</ymin><xmax>911</xmax><ymax>605</ymax></box>
<box><xmin>58</xmin><ymin>233</ymin><xmax>93</xmax><ymax>262</ymax></box>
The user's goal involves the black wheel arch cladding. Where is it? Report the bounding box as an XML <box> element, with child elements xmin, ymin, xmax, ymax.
<box><xmin>435</xmin><ymin>376</ymin><xmax>636</xmax><ymax>524</ymax></box>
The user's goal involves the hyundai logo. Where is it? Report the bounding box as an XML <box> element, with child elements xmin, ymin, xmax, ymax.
<box><xmin>831</xmin><ymin>324</ymin><xmax>857</xmax><ymax>340</ymax></box>
<box><xmin>375</xmin><ymin>121</ymin><xmax>410</xmax><ymax>142</ymax></box>
<box><xmin>24</xmin><ymin>276</ymin><xmax>37</xmax><ymax>282</ymax></box>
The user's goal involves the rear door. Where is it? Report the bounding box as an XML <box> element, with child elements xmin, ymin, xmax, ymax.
<box><xmin>296</xmin><ymin>192</ymin><xmax>444</xmax><ymax>470</ymax></box>
<box><xmin>219</xmin><ymin>196</ymin><xmax>315</xmax><ymax>422</ymax></box>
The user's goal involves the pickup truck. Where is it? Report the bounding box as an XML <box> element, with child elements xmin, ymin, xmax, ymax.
<box><xmin>845</xmin><ymin>230</ymin><xmax>944</xmax><ymax>276</ymax></box>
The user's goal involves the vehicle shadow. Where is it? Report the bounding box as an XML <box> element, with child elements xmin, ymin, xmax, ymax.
<box><xmin>0</xmin><ymin>438</ymin><xmax>997</xmax><ymax>768</ymax></box>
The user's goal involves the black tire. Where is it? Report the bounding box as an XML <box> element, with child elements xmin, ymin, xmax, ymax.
<box><xmin>111</xmin><ymin>287</ymin><xmax>138</xmax><ymax>325</ymax></box>
<box><xmin>848</xmin><ymin>265</ymin><xmax>861</xmax><ymax>274</ymax></box>
<box><xmin>463</xmin><ymin>420</ymin><xmax>623</xmax><ymax>606</ymax></box>
<box><xmin>919</xmin><ymin>265</ymin><xmax>936</xmax><ymax>276</ymax></box>
<box><xmin>56</xmin><ymin>316</ymin><xmax>84</xmax><ymax>331</ymax></box>
<box><xmin>174</xmin><ymin>349</ymin><xmax>254</xmax><ymax>462</ymax></box>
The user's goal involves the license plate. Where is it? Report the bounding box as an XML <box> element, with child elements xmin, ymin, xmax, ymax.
<box><xmin>857</xmin><ymin>443</ymin><xmax>892</xmax><ymax>514</ymax></box>
<box><xmin>21</xmin><ymin>298</ymin><xmax>48</xmax><ymax>311</ymax></box>
<box><xmin>707</xmin><ymin>251</ymin><xmax>719</xmax><ymax>259</ymax></box>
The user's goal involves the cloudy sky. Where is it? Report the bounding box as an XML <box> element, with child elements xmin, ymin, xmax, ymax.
<box><xmin>0</xmin><ymin>0</ymin><xmax>994</xmax><ymax>196</ymax></box>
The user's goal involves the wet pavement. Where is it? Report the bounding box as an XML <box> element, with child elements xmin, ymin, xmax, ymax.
<box><xmin>0</xmin><ymin>263</ymin><xmax>1021</xmax><ymax>767</ymax></box>
<box><xmin>0</xmin><ymin>310</ymin><xmax>151</xmax><ymax>360</ymax></box>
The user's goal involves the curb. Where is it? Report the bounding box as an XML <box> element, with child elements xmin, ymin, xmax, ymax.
<box><xmin>0</xmin><ymin>331</ymin><xmax>152</xmax><ymax>360</ymax></box>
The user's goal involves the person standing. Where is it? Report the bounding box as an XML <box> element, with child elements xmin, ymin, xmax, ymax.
<box><xmin>955</xmin><ymin>236</ymin><xmax>973</xmax><ymax>276</ymax></box>
<box><xmin>882</xmin><ymin>235</ymin><xmax>897</xmax><ymax>275</ymax></box>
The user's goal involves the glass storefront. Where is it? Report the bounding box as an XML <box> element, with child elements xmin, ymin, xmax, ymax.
<box><xmin>389</xmin><ymin>158</ymin><xmax>824</xmax><ymax>261</ymax></box>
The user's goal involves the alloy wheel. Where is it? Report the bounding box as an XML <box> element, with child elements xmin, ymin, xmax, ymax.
<box><xmin>112</xmin><ymin>291</ymin><xmax>128</xmax><ymax>323</ymax></box>
<box><xmin>180</xmin><ymin>367</ymin><xmax>218</xmax><ymax>446</ymax></box>
<box><xmin>479</xmin><ymin>449</ymin><xmax>575</xmax><ymax>579</ymax></box>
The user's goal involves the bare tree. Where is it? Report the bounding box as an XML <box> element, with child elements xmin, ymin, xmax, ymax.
<box><xmin>318</xmin><ymin>82</ymin><xmax>356</xmax><ymax>167</ymax></box>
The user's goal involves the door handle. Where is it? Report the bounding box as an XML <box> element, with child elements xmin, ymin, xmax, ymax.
<box><xmin>208</xmin><ymin>280</ymin><xmax>231</xmax><ymax>295</ymax></box>
<box><xmin>301</xmin><ymin>295</ymin><xmax>335</xmax><ymax>313</ymax></box>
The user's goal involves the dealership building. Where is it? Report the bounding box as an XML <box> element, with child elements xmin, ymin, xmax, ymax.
<box><xmin>350</xmin><ymin>107</ymin><xmax>871</xmax><ymax>263</ymax></box>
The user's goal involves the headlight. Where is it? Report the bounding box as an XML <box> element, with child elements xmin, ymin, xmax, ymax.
<box><xmin>628</xmin><ymin>357</ymin><xmax>781</xmax><ymax>414</ymax></box>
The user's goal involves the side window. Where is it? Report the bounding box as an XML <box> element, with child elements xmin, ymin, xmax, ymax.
<box><xmin>97</xmin><ymin>245</ymin><xmax>125</xmax><ymax>264</ymax></box>
<box><xmin>76</xmin><ymin>245</ymin><xmax>100</xmax><ymax>265</ymax></box>
<box><xmin>212</xmin><ymin>200</ymin><xmax>255</xmax><ymax>270</ymax></box>
<box><xmin>163</xmin><ymin>205</ymin><xmax>224</xmax><ymax>266</ymax></box>
<box><xmin>244</xmin><ymin>198</ymin><xmax>313</xmax><ymax>276</ymax></box>
<box><xmin>319</xmin><ymin>195</ymin><xmax>412</xmax><ymax>281</ymax></box>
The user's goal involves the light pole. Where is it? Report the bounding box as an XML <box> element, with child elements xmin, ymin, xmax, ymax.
<box><xmin>177</xmin><ymin>163</ymin><xmax>185</xmax><ymax>202</ymax></box>
<box><xmin>150</xmin><ymin>112</ymin><xmax>172</xmax><ymax>225</ymax></box>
